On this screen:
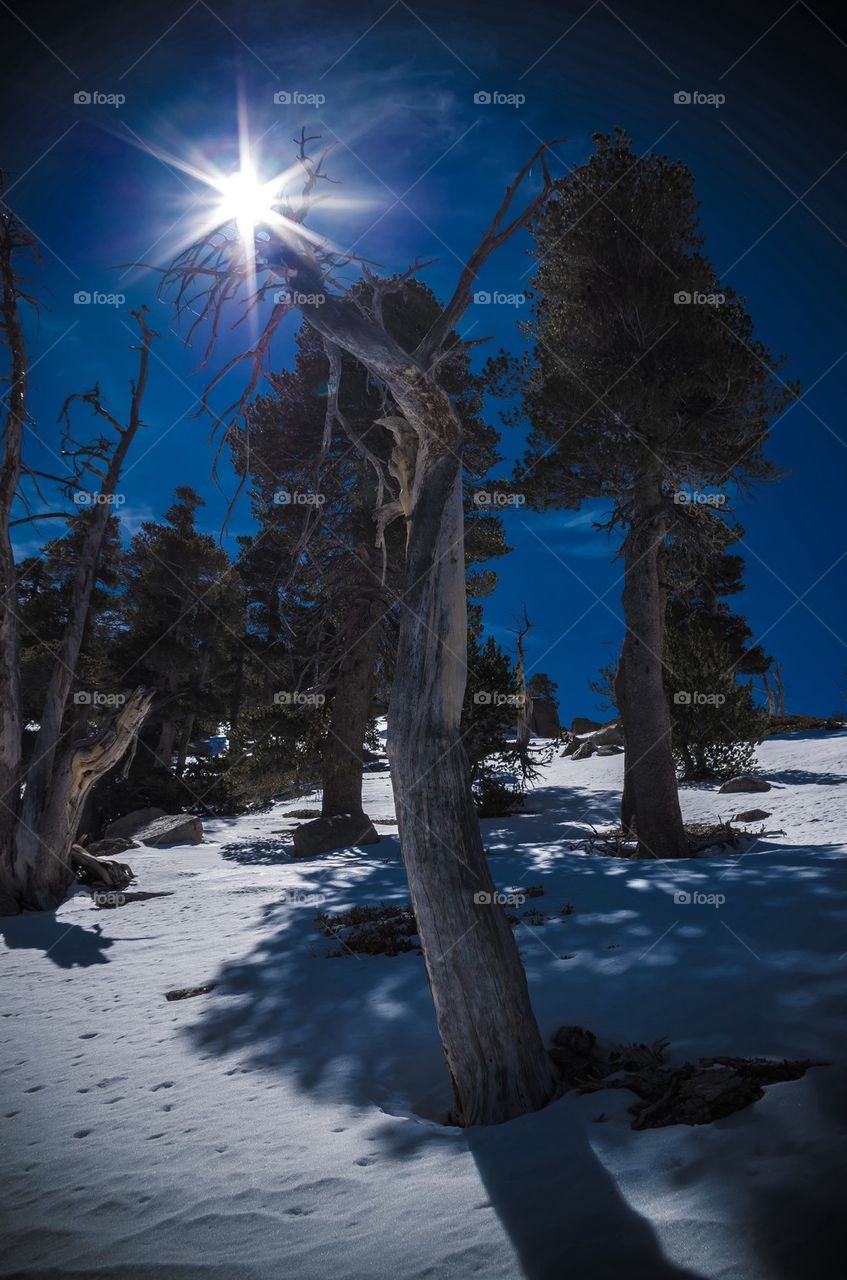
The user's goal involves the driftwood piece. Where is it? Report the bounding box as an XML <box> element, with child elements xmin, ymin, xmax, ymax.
<box><xmin>70</xmin><ymin>843</ymin><xmax>135</xmax><ymax>891</ymax></box>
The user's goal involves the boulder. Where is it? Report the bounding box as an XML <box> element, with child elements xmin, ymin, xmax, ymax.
<box><xmin>719</xmin><ymin>776</ymin><xmax>771</xmax><ymax>794</ymax></box>
<box><xmin>595</xmin><ymin>744</ymin><xmax>624</xmax><ymax>756</ymax></box>
<box><xmin>572</xmin><ymin>717</ymin><xmax>604</xmax><ymax>735</ymax></box>
<box><xmin>292</xmin><ymin>812</ymin><xmax>380</xmax><ymax>857</ymax></box>
<box><xmin>560</xmin><ymin>736</ymin><xmax>579</xmax><ymax>757</ymax></box>
<box><xmin>529</xmin><ymin>699</ymin><xmax>562</xmax><ymax>738</ymax></box>
<box><xmin>105</xmin><ymin>807</ymin><xmax>166</xmax><ymax>839</ymax></box>
<box><xmin>592</xmin><ymin>724</ymin><xmax>625</xmax><ymax>748</ymax></box>
<box><xmin>572</xmin><ymin>740</ymin><xmax>596</xmax><ymax>760</ymax></box>
<box><xmin>733</xmin><ymin>808</ymin><xmax>772</xmax><ymax>823</ymax></box>
<box><xmin>133</xmin><ymin>814</ymin><xmax>203</xmax><ymax>846</ymax></box>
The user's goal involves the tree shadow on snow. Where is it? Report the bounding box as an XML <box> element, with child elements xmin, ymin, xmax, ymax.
<box><xmin>0</xmin><ymin>912</ymin><xmax>114</xmax><ymax>967</ymax></box>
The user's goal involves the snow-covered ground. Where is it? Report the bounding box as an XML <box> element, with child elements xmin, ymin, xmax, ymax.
<box><xmin>2</xmin><ymin>730</ymin><xmax>846</xmax><ymax>1279</ymax></box>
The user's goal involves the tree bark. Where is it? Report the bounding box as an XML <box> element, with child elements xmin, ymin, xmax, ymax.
<box><xmin>295</xmin><ymin>294</ymin><xmax>558</xmax><ymax>1125</ymax></box>
<box><xmin>2</xmin><ymin>688</ymin><xmax>153</xmax><ymax>912</ymax></box>
<box><xmin>321</xmin><ymin>563</ymin><xmax>383</xmax><ymax>818</ymax></box>
<box><xmin>0</xmin><ymin>204</ymin><xmax>27</xmax><ymax>893</ymax></box>
<box><xmin>615</xmin><ymin>472</ymin><xmax>688</xmax><ymax>859</ymax></box>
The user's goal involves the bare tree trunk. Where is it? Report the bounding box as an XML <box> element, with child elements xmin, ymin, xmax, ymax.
<box><xmin>4</xmin><ymin>689</ymin><xmax>153</xmax><ymax>911</ymax></box>
<box><xmin>615</xmin><ymin>472</ymin><xmax>688</xmax><ymax>859</ymax></box>
<box><xmin>0</xmin><ymin>193</ymin><xmax>28</xmax><ymax>901</ymax></box>
<box><xmin>153</xmin><ymin>717</ymin><xmax>178</xmax><ymax>771</ymax></box>
<box><xmin>388</xmin><ymin>447</ymin><xmax>558</xmax><ymax>1124</ymax></box>
<box><xmin>321</xmin><ymin>562</ymin><xmax>383</xmax><ymax>818</ymax></box>
<box><xmin>176</xmin><ymin>713</ymin><xmax>195</xmax><ymax>775</ymax></box>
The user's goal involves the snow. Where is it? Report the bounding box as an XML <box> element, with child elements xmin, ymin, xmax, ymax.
<box><xmin>2</xmin><ymin>729</ymin><xmax>846</xmax><ymax>1279</ymax></box>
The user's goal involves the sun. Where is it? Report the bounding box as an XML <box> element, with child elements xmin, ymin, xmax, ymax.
<box><xmin>214</xmin><ymin>162</ymin><xmax>280</xmax><ymax>243</ymax></box>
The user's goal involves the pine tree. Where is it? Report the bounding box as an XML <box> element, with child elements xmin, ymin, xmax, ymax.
<box><xmin>500</xmin><ymin>129</ymin><xmax>795</xmax><ymax>857</ymax></box>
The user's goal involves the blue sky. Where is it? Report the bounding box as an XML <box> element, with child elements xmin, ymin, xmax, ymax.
<box><xmin>2</xmin><ymin>0</ymin><xmax>846</xmax><ymax>717</ymax></box>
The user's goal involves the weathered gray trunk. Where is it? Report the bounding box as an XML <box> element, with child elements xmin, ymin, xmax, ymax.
<box><xmin>321</xmin><ymin>565</ymin><xmax>383</xmax><ymax>818</ymax></box>
<box><xmin>615</xmin><ymin>472</ymin><xmax>688</xmax><ymax>859</ymax></box>
<box><xmin>297</xmin><ymin>295</ymin><xmax>558</xmax><ymax>1125</ymax></box>
<box><xmin>0</xmin><ymin>213</ymin><xmax>26</xmax><ymax>901</ymax></box>
<box><xmin>3</xmin><ymin>689</ymin><xmax>153</xmax><ymax>911</ymax></box>
<box><xmin>387</xmin><ymin>446</ymin><xmax>557</xmax><ymax>1125</ymax></box>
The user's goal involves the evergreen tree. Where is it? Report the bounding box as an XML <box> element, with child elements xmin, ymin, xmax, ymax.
<box><xmin>499</xmin><ymin>129</ymin><xmax>795</xmax><ymax>857</ymax></box>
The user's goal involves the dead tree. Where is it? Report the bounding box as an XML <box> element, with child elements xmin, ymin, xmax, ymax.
<box><xmin>0</xmin><ymin>242</ymin><xmax>156</xmax><ymax>913</ymax></box>
<box><xmin>160</xmin><ymin>133</ymin><xmax>562</xmax><ymax>1124</ymax></box>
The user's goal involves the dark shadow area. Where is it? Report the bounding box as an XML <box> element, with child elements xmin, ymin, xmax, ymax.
<box><xmin>0</xmin><ymin>914</ymin><xmax>114</xmax><ymax>967</ymax></box>
<box><xmin>184</xmin><ymin>780</ymin><xmax>847</xmax><ymax>1280</ymax></box>
<box><xmin>764</xmin><ymin>769</ymin><xmax>847</xmax><ymax>787</ymax></box>
<box><xmin>219</xmin><ymin>836</ymin><xmax>297</xmax><ymax>865</ymax></box>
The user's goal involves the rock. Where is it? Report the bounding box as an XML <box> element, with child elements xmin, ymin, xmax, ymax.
<box><xmin>292</xmin><ymin>812</ymin><xmax>380</xmax><ymax>857</ymax></box>
<box><xmin>560</xmin><ymin>735</ymin><xmax>579</xmax><ymax>757</ymax></box>
<box><xmin>529</xmin><ymin>699</ymin><xmax>562</xmax><ymax>738</ymax></box>
<box><xmin>87</xmin><ymin>836</ymin><xmax>138</xmax><ymax>857</ymax></box>
<box><xmin>572</xmin><ymin>717</ymin><xmax>604</xmax><ymax>735</ymax></box>
<box><xmin>105</xmin><ymin>807</ymin><xmax>166</xmax><ymax>839</ymax></box>
<box><xmin>572</xmin><ymin>740</ymin><xmax>596</xmax><ymax>760</ymax></box>
<box><xmin>719</xmin><ymin>775</ymin><xmax>771</xmax><ymax>794</ymax></box>
<box><xmin>592</xmin><ymin>724</ymin><xmax>625</xmax><ymax>748</ymax></box>
<box><xmin>134</xmin><ymin>814</ymin><xmax>204</xmax><ymax>846</ymax></box>
<box><xmin>733</xmin><ymin>808</ymin><xmax>772</xmax><ymax>823</ymax></box>
<box><xmin>595</xmin><ymin>744</ymin><xmax>624</xmax><ymax>756</ymax></box>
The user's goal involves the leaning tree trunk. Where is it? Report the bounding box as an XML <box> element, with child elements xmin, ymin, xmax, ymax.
<box><xmin>387</xmin><ymin>424</ymin><xmax>557</xmax><ymax>1125</ymax></box>
<box><xmin>615</xmin><ymin>472</ymin><xmax>688</xmax><ymax>859</ymax></box>
<box><xmin>296</xmin><ymin>284</ymin><xmax>559</xmax><ymax>1123</ymax></box>
<box><xmin>2</xmin><ymin>688</ymin><xmax>153</xmax><ymax>912</ymax></box>
<box><xmin>321</xmin><ymin>547</ymin><xmax>384</xmax><ymax>819</ymax></box>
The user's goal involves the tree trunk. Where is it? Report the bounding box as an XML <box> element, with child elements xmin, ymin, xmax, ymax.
<box><xmin>615</xmin><ymin>473</ymin><xmax>688</xmax><ymax>859</ymax></box>
<box><xmin>2</xmin><ymin>688</ymin><xmax>153</xmax><ymax>912</ymax></box>
<box><xmin>297</xmin><ymin>280</ymin><xmax>557</xmax><ymax>1125</ymax></box>
<box><xmin>388</xmin><ymin>447</ymin><xmax>557</xmax><ymax>1125</ymax></box>
<box><xmin>0</xmin><ymin>206</ymin><xmax>27</xmax><ymax>898</ymax></box>
<box><xmin>321</xmin><ymin>549</ymin><xmax>383</xmax><ymax>818</ymax></box>
<box><xmin>176</xmin><ymin>713</ymin><xmax>195</xmax><ymax>775</ymax></box>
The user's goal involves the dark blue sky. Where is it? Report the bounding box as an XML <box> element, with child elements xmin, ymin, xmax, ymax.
<box><xmin>2</xmin><ymin>0</ymin><xmax>846</xmax><ymax>717</ymax></box>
